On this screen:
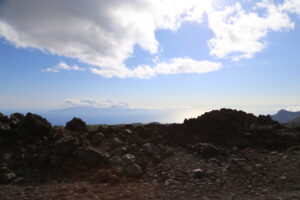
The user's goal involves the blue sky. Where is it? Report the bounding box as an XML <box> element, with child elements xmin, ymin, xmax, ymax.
<box><xmin>0</xmin><ymin>0</ymin><xmax>300</xmax><ymax>121</ymax></box>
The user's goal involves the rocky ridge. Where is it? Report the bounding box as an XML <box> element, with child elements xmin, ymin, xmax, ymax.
<box><xmin>1</xmin><ymin>109</ymin><xmax>300</xmax><ymax>200</ymax></box>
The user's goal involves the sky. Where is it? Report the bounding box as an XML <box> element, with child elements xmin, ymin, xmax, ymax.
<box><xmin>0</xmin><ymin>0</ymin><xmax>300</xmax><ymax>122</ymax></box>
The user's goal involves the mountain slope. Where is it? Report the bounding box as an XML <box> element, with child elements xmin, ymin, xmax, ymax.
<box><xmin>271</xmin><ymin>109</ymin><xmax>300</xmax><ymax>123</ymax></box>
<box><xmin>286</xmin><ymin>115</ymin><xmax>300</xmax><ymax>128</ymax></box>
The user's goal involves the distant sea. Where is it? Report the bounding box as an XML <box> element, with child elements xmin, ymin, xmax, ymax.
<box><xmin>1</xmin><ymin>107</ymin><xmax>204</xmax><ymax>126</ymax></box>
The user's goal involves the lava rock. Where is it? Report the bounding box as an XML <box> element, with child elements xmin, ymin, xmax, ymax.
<box><xmin>142</xmin><ymin>143</ymin><xmax>161</xmax><ymax>159</ymax></box>
<box><xmin>109</xmin><ymin>156</ymin><xmax>122</xmax><ymax>166</ymax></box>
<box><xmin>194</xmin><ymin>143</ymin><xmax>219</xmax><ymax>158</ymax></box>
<box><xmin>191</xmin><ymin>168</ymin><xmax>204</xmax><ymax>179</ymax></box>
<box><xmin>0</xmin><ymin>122</ymin><xmax>12</xmax><ymax>133</ymax></box>
<box><xmin>49</xmin><ymin>156</ymin><xmax>63</xmax><ymax>167</ymax></box>
<box><xmin>54</xmin><ymin>136</ymin><xmax>79</xmax><ymax>156</ymax></box>
<box><xmin>111</xmin><ymin>146</ymin><xmax>128</xmax><ymax>156</ymax></box>
<box><xmin>0</xmin><ymin>113</ymin><xmax>9</xmax><ymax>123</ymax></box>
<box><xmin>122</xmin><ymin>154</ymin><xmax>136</xmax><ymax>167</ymax></box>
<box><xmin>9</xmin><ymin>113</ymin><xmax>25</xmax><ymax>127</ymax></box>
<box><xmin>125</xmin><ymin>164</ymin><xmax>142</xmax><ymax>177</ymax></box>
<box><xmin>1</xmin><ymin>172</ymin><xmax>16</xmax><ymax>184</ymax></box>
<box><xmin>78</xmin><ymin>147</ymin><xmax>108</xmax><ymax>166</ymax></box>
<box><xmin>65</xmin><ymin>117</ymin><xmax>87</xmax><ymax>132</ymax></box>
<box><xmin>18</xmin><ymin>113</ymin><xmax>52</xmax><ymax>136</ymax></box>
<box><xmin>90</xmin><ymin>132</ymin><xmax>105</xmax><ymax>145</ymax></box>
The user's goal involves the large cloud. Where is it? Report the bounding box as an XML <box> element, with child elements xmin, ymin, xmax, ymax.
<box><xmin>0</xmin><ymin>0</ymin><xmax>215</xmax><ymax>76</ymax></box>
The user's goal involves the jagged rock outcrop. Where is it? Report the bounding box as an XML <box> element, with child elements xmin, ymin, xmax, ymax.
<box><xmin>0</xmin><ymin>109</ymin><xmax>300</xmax><ymax>187</ymax></box>
<box><xmin>65</xmin><ymin>117</ymin><xmax>87</xmax><ymax>132</ymax></box>
<box><xmin>17</xmin><ymin>113</ymin><xmax>52</xmax><ymax>136</ymax></box>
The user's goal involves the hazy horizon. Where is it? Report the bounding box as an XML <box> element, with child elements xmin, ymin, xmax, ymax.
<box><xmin>1</xmin><ymin>105</ymin><xmax>298</xmax><ymax>126</ymax></box>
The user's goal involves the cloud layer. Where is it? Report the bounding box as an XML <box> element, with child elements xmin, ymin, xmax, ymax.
<box><xmin>90</xmin><ymin>58</ymin><xmax>222</xmax><ymax>79</ymax></box>
<box><xmin>0</xmin><ymin>0</ymin><xmax>299</xmax><ymax>78</ymax></box>
<box><xmin>63</xmin><ymin>98</ymin><xmax>129</xmax><ymax>109</ymax></box>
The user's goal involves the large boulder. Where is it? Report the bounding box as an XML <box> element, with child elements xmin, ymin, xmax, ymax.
<box><xmin>65</xmin><ymin>117</ymin><xmax>87</xmax><ymax>132</ymax></box>
<box><xmin>17</xmin><ymin>113</ymin><xmax>52</xmax><ymax>136</ymax></box>
<box><xmin>77</xmin><ymin>147</ymin><xmax>108</xmax><ymax>166</ymax></box>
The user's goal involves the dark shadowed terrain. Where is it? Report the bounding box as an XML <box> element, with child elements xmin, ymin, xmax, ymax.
<box><xmin>1</xmin><ymin>109</ymin><xmax>300</xmax><ymax>200</ymax></box>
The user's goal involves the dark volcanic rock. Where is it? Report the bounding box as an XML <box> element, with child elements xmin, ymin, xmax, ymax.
<box><xmin>109</xmin><ymin>156</ymin><xmax>122</xmax><ymax>166</ymax></box>
<box><xmin>10</xmin><ymin>113</ymin><xmax>25</xmax><ymax>122</ymax></box>
<box><xmin>0</xmin><ymin>172</ymin><xmax>16</xmax><ymax>184</ymax></box>
<box><xmin>9</xmin><ymin>113</ymin><xmax>25</xmax><ymax>128</ymax></box>
<box><xmin>77</xmin><ymin>147</ymin><xmax>108</xmax><ymax>166</ymax></box>
<box><xmin>193</xmin><ymin>143</ymin><xmax>219</xmax><ymax>158</ymax></box>
<box><xmin>125</xmin><ymin>164</ymin><xmax>142</xmax><ymax>177</ymax></box>
<box><xmin>54</xmin><ymin>136</ymin><xmax>79</xmax><ymax>156</ymax></box>
<box><xmin>0</xmin><ymin>113</ymin><xmax>9</xmax><ymax>123</ymax></box>
<box><xmin>65</xmin><ymin>117</ymin><xmax>87</xmax><ymax>132</ymax></box>
<box><xmin>191</xmin><ymin>168</ymin><xmax>204</xmax><ymax>179</ymax></box>
<box><xmin>180</xmin><ymin>109</ymin><xmax>287</xmax><ymax>148</ymax></box>
<box><xmin>17</xmin><ymin>113</ymin><xmax>52</xmax><ymax>136</ymax></box>
<box><xmin>142</xmin><ymin>143</ymin><xmax>162</xmax><ymax>159</ymax></box>
<box><xmin>122</xmin><ymin>154</ymin><xmax>136</xmax><ymax>168</ymax></box>
<box><xmin>182</xmin><ymin>109</ymin><xmax>257</xmax><ymax>144</ymax></box>
<box><xmin>90</xmin><ymin>132</ymin><xmax>105</xmax><ymax>145</ymax></box>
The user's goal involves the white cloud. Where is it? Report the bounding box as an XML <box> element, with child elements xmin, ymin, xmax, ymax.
<box><xmin>0</xmin><ymin>0</ymin><xmax>299</xmax><ymax>77</ymax></box>
<box><xmin>286</xmin><ymin>105</ymin><xmax>300</xmax><ymax>112</ymax></box>
<box><xmin>0</xmin><ymin>0</ymin><xmax>214</xmax><ymax>75</ymax></box>
<box><xmin>63</xmin><ymin>98</ymin><xmax>128</xmax><ymax>109</ymax></box>
<box><xmin>42</xmin><ymin>62</ymin><xmax>85</xmax><ymax>73</ymax></box>
<box><xmin>281</xmin><ymin>0</ymin><xmax>300</xmax><ymax>14</ymax></box>
<box><xmin>208</xmin><ymin>1</ymin><xmax>294</xmax><ymax>61</ymax></box>
<box><xmin>90</xmin><ymin>58</ymin><xmax>222</xmax><ymax>79</ymax></box>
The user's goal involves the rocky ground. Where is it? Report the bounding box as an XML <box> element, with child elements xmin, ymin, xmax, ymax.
<box><xmin>1</xmin><ymin>109</ymin><xmax>300</xmax><ymax>200</ymax></box>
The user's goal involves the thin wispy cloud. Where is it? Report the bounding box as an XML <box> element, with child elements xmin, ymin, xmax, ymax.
<box><xmin>63</xmin><ymin>98</ymin><xmax>129</xmax><ymax>109</ymax></box>
<box><xmin>0</xmin><ymin>0</ymin><xmax>299</xmax><ymax>78</ymax></box>
<box><xmin>42</xmin><ymin>62</ymin><xmax>85</xmax><ymax>73</ymax></box>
